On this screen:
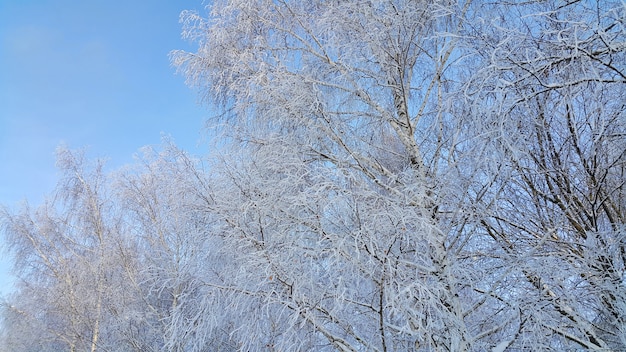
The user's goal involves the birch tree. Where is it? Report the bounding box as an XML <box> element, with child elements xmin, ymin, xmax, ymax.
<box><xmin>173</xmin><ymin>0</ymin><xmax>625</xmax><ymax>350</ymax></box>
<box><xmin>172</xmin><ymin>0</ymin><xmax>499</xmax><ymax>350</ymax></box>
<box><xmin>116</xmin><ymin>144</ymin><xmax>237</xmax><ymax>351</ymax></box>
<box><xmin>0</xmin><ymin>148</ymin><xmax>139</xmax><ymax>352</ymax></box>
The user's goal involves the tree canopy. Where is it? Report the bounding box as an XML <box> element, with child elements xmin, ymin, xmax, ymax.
<box><xmin>2</xmin><ymin>0</ymin><xmax>625</xmax><ymax>351</ymax></box>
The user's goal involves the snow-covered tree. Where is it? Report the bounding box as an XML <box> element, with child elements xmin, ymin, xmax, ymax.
<box><xmin>116</xmin><ymin>143</ymin><xmax>237</xmax><ymax>351</ymax></box>
<box><xmin>171</xmin><ymin>0</ymin><xmax>504</xmax><ymax>350</ymax></box>
<box><xmin>172</xmin><ymin>0</ymin><xmax>625</xmax><ymax>350</ymax></box>
<box><xmin>0</xmin><ymin>148</ymin><xmax>138</xmax><ymax>351</ymax></box>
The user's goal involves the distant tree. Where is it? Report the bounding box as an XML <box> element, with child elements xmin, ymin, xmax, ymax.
<box><xmin>0</xmin><ymin>148</ymin><xmax>138</xmax><ymax>352</ymax></box>
<box><xmin>116</xmin><ymin>144</ymin><xmax>237</xmax><ymax>351</ymax></box>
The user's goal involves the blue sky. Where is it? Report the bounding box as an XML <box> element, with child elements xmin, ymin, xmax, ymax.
<box><xmin>0</xmin><ymin>0</ymin><xmax>209</xmax><ymax>297</ymax></box>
